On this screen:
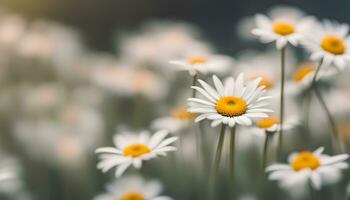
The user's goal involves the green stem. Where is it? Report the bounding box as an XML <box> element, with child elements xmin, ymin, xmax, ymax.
<box><xmin>132</xmin><ymin>95</ymin><xmax>143</xmax><ymax>129</ymax></box>
<box><xmin>192</xmin><ymin>73</ymin><xmax>198</xmax><ymax>98</ymax></box>
<box><xmin>229</xmin><ymin>126</ymin><xmax>236</xmax><ymax>186</ymax></box>
<box><xmin>262</xmin><ymin>131</ymin><xmax>272</xmax><ymax>173</ymax></box>
<box><xmin>278</xmin><ymin>47</ymin><xmax>286</xmax><ymax>160</ymax></box>
<box><xmin>311</xmin><ymin>60</ymin><xmax>343</xmax><ymax>153</ymax></box>
<box><xmin>209</xmin><ymin>124</ymin><xmax>226</xmax><ymax>198</ymax></box>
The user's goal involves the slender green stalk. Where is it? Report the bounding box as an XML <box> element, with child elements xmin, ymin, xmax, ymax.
<box><xmin>209</xmin><ymin>124</ymin><xmax>226</xmax><ymax>199</ymax></box>
<box><xmin>303</xmin><ymin>91</ymin><xmax>312</xmax><ymax>135</ymax></box>
<box><xmin>192</xmin><ymin>73</ymin><xmax>198</xmax><ymax>98</ymax></box>
<box><xmin>212</xmin><ymin>124</ymin><xmax>226</xmax><ymax>178</ymax></box>
<box><xmin>229</xmin><ymin>126</ymin><xmax>236</xmax><ymax>186</ymax></box>
<box><xmin>132</xmin><ymin>94</ymin><xmax>143</xmax><ymax>128</ymax></box>
<box><xmin>262</xmin><ymin>131</ymin><xmax>272</xmax><ymax>173</ymax></box>
<box><xmin>311</xmin><ymin>60</ymin><xmax>343</xmax><ymax>153</ymax></box>
<box><xmin>278</xmin><ymin>47</ymin><xmax>286</xmax><ymax>160</ymax></box>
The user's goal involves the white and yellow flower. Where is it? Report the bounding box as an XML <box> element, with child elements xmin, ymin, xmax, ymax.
<box><xmin>92</xmin><ymin>64</ymin><xmax>168</xmax><ymax>101</ymax></box>
<box><xmin>151</xmin><ymin>105</ymin><xmax>197</xmax><ymax>133</ymax></box>
<box><xmin>187</xmin><ymin>74</ymin><xmax>273</xmax><ymax>127</ymax></box>
<box><xmin>287</xmin><ymin>62</ymin><xmax>338</xmax><ymax>94</ymax></box>
<box><xmin>255</xmin><ymin>115</ymin><xmax>298</xmax><ymax>133</ymax></box>
<box><xmin>169</xmin><ymin>54</ymin><xmax>234</xmax><ymax>76</ymax></box>
<box><xmin>118</xmin><ymin>20</ymin><xmax>211</xmax><ymax>68</ymax></box>
<box><xmin>302</xmin><ymin>21</ymin><xmax>350</xmax><ymax>69</ymax></box>
<box><xmin>94</xmin><ymin>175</ymin><xmax>172</xmax><ymax>200</ymax></box>
<box><xmin>234</xmin><ymin>50</ymin><xmax>297</xmax><ymax>93</ymax></box>
<box><xmin>267</xmin><ymin>147</ymin><xmax>349</xmax><ymax>190</ymax></box>
<box><xmin>95</xmin><ymin>130</ymin><xmax>177</xmax><ymax>177</ymax></box>
<box><xmin>252</xmin><ymin>7</ymin><xmax>315</xmax><ymax>49</ymax></box>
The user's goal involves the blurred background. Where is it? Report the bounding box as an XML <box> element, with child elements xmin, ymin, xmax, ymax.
<box><xmin>1</xmin><ymin>1</ymin><xmax>350</xmax><ymax>200</ymax></box>
<box><xmin>2</xmin><ymin>0</ymin><xmax>350</xmax><ymax>52</ymax></box>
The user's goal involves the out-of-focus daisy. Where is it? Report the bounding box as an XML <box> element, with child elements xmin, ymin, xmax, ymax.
<box><xmin>152</xmin><ymin>105</ymin><xmax>197</xmax><ymax>133</ymax></box>
<box><xmin>234</xmin><ymin>50</ymin><xmax>297</xmax><ymax>93</ymax></box>
<box><xmin>267</xmin><ymin>147</ymin><xmax>349</xmax><ymax>190</ymax></box>
<box><xmin>292</xmin><ymin>63</ymin><xmax>338</xmax><ymax>86</ymax></box>
<box><xmin>0</xmin><ymin>14</ymin><xmax>25</xmax><ymax>46</ymax></box>
<box><xmin>302</xmin><ymin>21</ymin><xmax>350</xmax><ymax>69</ymax></box>
<box><xmin>252</xmin><ymin>6</ymin><xmax>315</xmax><ymax>49</ymax></box>
<box><xmin>94</xmin><ymin>175</ymin><xmax>172</xmax><ymax>200</ymax></box>
<box><xmin>14</xmin><ymin>100</ymin><xmax>104</xmax><ymax>168</ymax></box>
<box><xmin>169</xmin><ymin>53</ymin><xmax>234</xmax><ymax>76</ymax></box>
<box><xmin>95</xmin><ymin>130</ymin><xmax>177</xmax><ymax>177</ymax></box>
<box><xmin>118</xmin><ymin>21</ymin><xmax>212</xmax><ymax>68</ymax></box>
<box><xmin>17</xmin><ymin>21</ymin><xmax>83</xmax><ymax>67</ymax></box>
<box><xmin>92</xmin><ymin>65</ymin><xmax>168</xmax><ymax>101</ymax></box>
<box><xmin>187</xmin><ymin>74</ymin><xmax>272</xmax><ymax>127</ymax></box>
<box><xmin>18</xmin><ymin>84</ymin><xmax>65</xmax><ymax>114</ymax></box>
<box><xmin>338</xmin><ymin>121</ymin><xmax>350</xmax><ymax>142</ymax></box>
<box><xmin>255</xmin><ymin>115</ymin><xmax>299</xmax><ymax>133</ymax></box>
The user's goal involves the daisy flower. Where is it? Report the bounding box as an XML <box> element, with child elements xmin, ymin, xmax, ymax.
<box><xmin>252</xmin><ymin>7</ymin><xmax>315</xmax><ymax>49</ymax></box>
<box><xmin>187</xmin><ymin>74</ymin><xmax>273</xmax><ymax>127</ymax></box>
<box><xmin>169</xmin><ymin>53</ymin><xmax>234</xmax><ymax>76</ymax></box>
<box><xmin>151</xmin><ymin>105</ymin><xmax>197</xmax><ymax>133</ymax></box>
<box><xmin>287</xmin><ymin>62</ymin><xmax>338</xmax><ymax>94</ymax></box>
<box><xmin>266</xmin><ymin>147</ymin><xmax>349</xmax><ymax>190</ymax></box>
<box><xmin>95</xmin><ymin>130</ymin><xmax>177</xmax><ymax>177</ymax></box>
<box><xmin>234</xmin><ymin>49</ymin><xmax>297</xmax><ymax>93</ymax></box>
<box><xmin>255</xmin><ymin>115</ymin><xmax>299</xmax><ymax>133</ymax></box>
<box><xmin>0</xmin><ymin>14</ymin><xmax>25</xmax><ymax>46</ymax></box>
<box><xmin>302</xmin><ymin>20</ymin><xmax>350</xmax><ymax>69</ymax></box>
<box><xmin>94</xmin><ymin>175</ymin><xmax>172</xmax><ymax>200</ymax></box>
<box><xmin>92</xmin><ymin>64</ymin><xmax>168</xmax><ymax>101</ymax></box>
<box><xmin>292</xmin><ymin>62</ymin><xmax>338</xmax><ymax>84</ymax></box>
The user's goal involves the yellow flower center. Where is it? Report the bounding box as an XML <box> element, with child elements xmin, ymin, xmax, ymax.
<box><xmin>338</xmin><ymin>122</ymin><xmax>350</xmax><ymax>141</ymax></box>
<box><xmin>121</xmin><ymin>192</ymin><xmax>145</xmax><ymax>200</ymax></box>
<box><xmin>187</xmin><ymin>56</ymin><xmax>208</xmax><ymax>65</ymax></box>
<box><xmin>257</xmin><ymin>117</ymin><xmax>280</xmax><ymax>129</ymax></box>
<box><xmin>293</xmin><ymin>65</ymin><xmax>314</xmax><ymax>82</ymax></box>
<box><xmin>291</xmin><ymin>151</ymin><xmax>321</xmax><ymax>171</ymax></box>
<box><xmin>273</xmin><ymin>22</ymin><xmax>295</xmax><ymax>36</ymax></box>
<box><xmin>215</xmin><ymin>96</ymin><xmax>247</xmax><ymax>117</ymax></box>
<box><xmin>171</xmin><ymin>106</ymin><xmax>197</xmax><ymax>121</ymax></box>
<box><xmin>321</xmin><ymin>36</ymin><xmax>346</xmax><ymax>55</ymax></box>
<box><xmin>249</xmin><ymin>74</ymin><xmax>274</xmax><ymax>89</ymax></box>
<box><xmin>123</xmin><ymin>144</ymin><xmax>151</xmax><ymax>158</ymax></box>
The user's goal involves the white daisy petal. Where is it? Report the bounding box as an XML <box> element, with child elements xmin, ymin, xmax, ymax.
<box><xmin>95</xmin><ymin>130</ymin><xmax>177</xmax><ymax>176</ymax></box>
<box><xmin>115</xmin><ymin>162</ymin><xmax>132</xmax><ymax>177</ymax></box>
<box><xmin>310</xmin><ymin>172</ymin><xmax>322</xmax><ymax>190</ymax></box>
<box><xmin>149</xmin><ymin>130</ymin><xmax>169</xmax><ymax>148</ymax></box>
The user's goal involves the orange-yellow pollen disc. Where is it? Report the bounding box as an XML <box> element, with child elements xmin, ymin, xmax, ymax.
<box><xmin>171</xmin><ymin>106</ymin><xmax>197</xmax><ymax>121</ymax></box>
<box><xmin>121</xmin><ymin>192</ymin><xmax>145</xmax><ymax>200</ymax></box>
<box><xmin>259</xmin><ymin>78</ymin><xmax>274</xmax><ymax>89</ymax></box>
<box><xmin>215</xmin><ymin>96</ymin><xmax>247</xmax><ymax>117</ymax></box>
<box><xmin>273</xmin><ymin>22</ymin><xmax>295</xmax><ymax>36</ymax></box>
<box><xmin>257</xmin><ymin>117</ymin><xmax>280</xmax><ymax>129</ymax></box>
<box><xmin>188</xmin><ymin>56</ymin><xmax>208</xmax><ymax>64</ymax></box>
<box><xmin>321</xmin><ymin>36</ymin><xmax>346</xmax><ymax>55</ymax></box>
<box><xmin>293</xmin><ymin>65</ymin><xmax>314</xmax><ymax>82</ymax></box>
<box><xmin>123</xmin><ymin>144</ymin><xmax>151</xmax><ymax>158</ymax></box>
<box><xmin>291</xmin><ymin>151</ymin><xmax>321</xmax><ymax>171</ymax></box>
<box><xmin>250</xmin><ymin>74</ymin><xmax>274</xmax><ymax>89</ymax></box>
<box><xmin>338</xmin><ymin>122</ymin><xmax>350</xmax><ymax>141</ymax></box>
